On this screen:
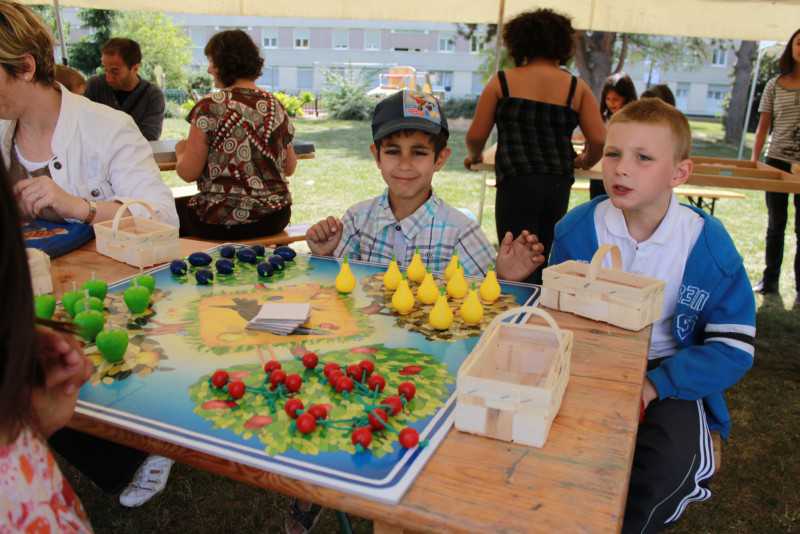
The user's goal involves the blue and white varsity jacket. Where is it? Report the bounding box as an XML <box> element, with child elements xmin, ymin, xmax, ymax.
<box><xmin>550</xmin><ymin>198</ymin><xmax>756</xmax><ymax>439</ymax></box>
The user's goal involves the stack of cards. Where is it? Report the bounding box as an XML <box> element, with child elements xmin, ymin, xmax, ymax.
<box><xmin>246</xmin><ymin>303</ymin><xmax>311</xmax><ymax>335</ymax></box>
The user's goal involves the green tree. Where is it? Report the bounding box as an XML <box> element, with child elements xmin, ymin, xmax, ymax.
<box><xmin>112</xmin><ymin>11</ymin><xmax>191</xmax><ymax>88</ymax></box>
<box><xmin>68</xmin><ymin>9</ymin><xmax>116</xmax><ymax>75</ymax></box>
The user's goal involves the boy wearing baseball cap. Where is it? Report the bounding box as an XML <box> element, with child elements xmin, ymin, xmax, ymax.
<box><xmin>306</xmin><ymin>90</ymin><xmax>543</xmax><ymax>281</ymax></box>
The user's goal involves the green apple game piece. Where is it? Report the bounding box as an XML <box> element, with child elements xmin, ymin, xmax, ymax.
<box><xmin>96</xmin><ymin>329</ymin><xmax>129</xmax><ymax>363</ymax></box>
<box><xmin>74</xmin><ymin>310</ymin><xmax>105</xmax><ymax>342</ymax></box>
<box><xmin>34</xmin><ymin>294</ymin><xmax>56</xmax><ymax>320</ymax></box>
<box><xmin>62</xmin><ymin>290</ymin><xmax>82</xmax><ymax>317</ymax></box>
<box><xmin>82</xmin><ymin>278</ymin><xmax>108</xmax><ymax>301</ymax></box>
<box><xmin>73</xmin><ymin>295</ymin><xmax>104</xmax><ymax>314</ymax></box>
<box><xmin>123</xmin><ymin>282</ymin><xmax>151</xmax><ymax>314</ymax></box>
<box><xmin>134</xmin><ymin>274</ymin><xmax>156</xmax><ymax>293</ymax></box>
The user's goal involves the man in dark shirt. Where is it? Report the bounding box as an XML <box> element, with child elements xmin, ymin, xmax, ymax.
<box><xmin>84</xmin><ymin>38</ymin><xmax>165</xmax><ymax>141</ymax></box>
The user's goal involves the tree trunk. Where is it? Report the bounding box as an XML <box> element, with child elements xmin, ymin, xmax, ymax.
<box><xmin>574</xmin><ymin>31</ymin><xmax>619</xmax><ymax>98</ymax></box>
<box><xmin>724</xmin><ymin>40</ymin><xmax>757</xmax><ymax>145</ymax></box>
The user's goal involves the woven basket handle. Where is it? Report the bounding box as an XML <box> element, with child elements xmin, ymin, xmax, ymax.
<box><xmin>587</xmin><ymin>244</ymin><xmax>622</xmax><ymax>283</ymax></box>
<box><xmin>468</xmin><ymin>306</ymin><xmax>563</xmax><ymax>361</ymax></box>
<box><xmin>110</xmin><ymin>200</ymin><xmax>157</xmax><ymax>237</ymax></box>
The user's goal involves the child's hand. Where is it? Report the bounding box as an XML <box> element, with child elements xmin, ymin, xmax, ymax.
<box><xmin>641</xmin><ymin>378</ymin><xmax>658</xmax><ymax>411</ymax></box>
<box><xmin>495</xmin><ymin>231</ymin><xmax>545</xmax><ymax>281</ymax></box>
<box><xmin>32</xmin><ymin>327</ymin><xmax>92</xmax><ymax>437</ymax></box>
<box><xmin>306</xmin><ymin>216</ymin><xmax>343</xmax><ymax>257</ymax></box>
<box><xmin>463</xmin><ymin>154</ymin><xmax>482</xmax><ymax>170</ymax></box>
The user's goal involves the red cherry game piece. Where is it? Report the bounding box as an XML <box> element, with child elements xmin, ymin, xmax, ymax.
<box><xmin>398</xmin><ymin>382</ymin><xmax>416</xmax><ymax>401</ymax></box>
<box><xmin>367</xmin><ymin>374</ymin><xmax>386</xmax><ymax>392</ymax></box>
<box><xmin>327</xmin><ymin>370</ymin><xmax>344</xmax><ymax>387</ymax></box>
<box><xmin>211</xmin><ymin>370</ymin><xmax>229</xmax><ymax>388</ymax></box>
<box><xmin>285</xmin><ymin>374</ymin><xmax>303</xmax><ymax>393</ymax></box>
<box><xmin>323</xmin><ymin>362</ymin><xmax>341</xmax><ymax>379</ymax></box>
<box><xmin>284</xmin><ymin>398</ymin><xmax>304</xmax><ymax>419</ymax></box>
<box><xmin>308</xmin><ymin>404</ymin><xmax>329</xmax><ymax>420</ymax></box>
<box><xmin>264</xmin><ymin>361</ymin><xmax>282</xmax><ymax>374</ymax></box>
<box><xmin>382</xmin><ymin>396</ymin><xmax>404</xmax><ymax>416</ymax></box>
<box><xmin>227</xmin><ymin>380</ymin><xmax>246</xmax><ymax>399</ymax></box>
<box><xmin>346</xmin><ymin>363</ymin><xmax>363</xmax><ymax>381</ymax></box>
<box><xmin>302</xmin><ymin>352</ymin><xmax>319</xmax><ymax>369</ymax></box>
<box><xmin>269</xmin><ymin>370</ymin><xmax>287</xmax><ymax>389</ymax></box>
<box><xmin>368</xmin><ymin>408</ymin><xmax>388</xmax><ymax>431</ymax></box>
<box><xmin>296</xmin><ymin>413</ymin><xmax>317</xmax><ymax>434</ymax></box>
<box><xmin>335</xmin><ymin>375</ymin><xmax>354</xmax><ymax>393</ymax></box>
<box><xmin>399</xmin><ymin>428</ymin><xmax>420</xmax><ymax>448</ymax></box>
<box><xmin>359</xmin><ymin>360</ymin><xmax>375</xmax><ymax>377</ymax></box>
<box><xmin>351</xmin><ymin>427</ymin><xmax>372</xmax><ymax>448</ymax></box>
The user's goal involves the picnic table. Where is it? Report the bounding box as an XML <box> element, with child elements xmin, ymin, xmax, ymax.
<box><xmin>52</xmin><ymin>239</ymin><xmax>650</xmax><ymax>533</ymax></box>
<box><xmin>150</xmin><ymin>140</ymin><xmax>316</xmax><ymax>172</ymax></box>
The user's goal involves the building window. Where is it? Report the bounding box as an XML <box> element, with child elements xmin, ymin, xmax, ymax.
<box><xmin>470</xmin><ymin>35</ymin><xmax>484</xmax><ymax>54</ymax></box>
<box><xmin>364</xmin><ymin>30</ymin><xmax>381</xmax><ymax>51</ymax></box>
<box><xmin>294</xmin><ymin>29</ymin><xmax>310</xmax><ymax>49</ymax></box>
<box><xmin>262</xmin><ymin>29</ymin><xmax>278</xmax><ymax>49</ymax></box>
<box><xmin>430</xmin><ymin>70</ymin><xmax>454</xmax><ymax>92</ymax></box>
<box><xmin>297</xmin><ymin>67</ymin><xmax>314</xmax><ymax>90</ymax></box>
<box><xmin>258</xmin><ymin>66</ymin><xmax>280</xmax><ymax>91</ymax></box>
<box><xmin>711</xmin><ymin>48</ymin><xmax>727</xmax><ymax>67</ymax></box>
<box><xmin>332</xmin><ymin>29</ymin><xmax>349</xmax><ymax>50</ymax></box>
<box><xmin>438</xmin><ymin>33</ymin><xmax>455</xmax><ymax>53</ymax></box>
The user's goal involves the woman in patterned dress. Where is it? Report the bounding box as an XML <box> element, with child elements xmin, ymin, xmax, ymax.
<box><xmin>175</xmin><ymin>29</ymin><xmax>298</xmax><ymax>239</ymax></box>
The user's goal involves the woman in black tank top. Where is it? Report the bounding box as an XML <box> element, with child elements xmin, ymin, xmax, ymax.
<box><xmin>464</xmin><ymin>9</ymin><xmax>605</xmax><ymax>283</ymax></box>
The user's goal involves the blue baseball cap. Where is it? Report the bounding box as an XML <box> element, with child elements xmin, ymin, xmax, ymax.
<box><xmin>372</xmin><ymin>90</ymin><xmax>449</xmax><ymax>142</ymax></box>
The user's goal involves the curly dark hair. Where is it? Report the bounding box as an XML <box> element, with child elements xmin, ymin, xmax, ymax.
<box><xmin>640</xmin><ymin>84</ymin><xmax>676</xmax><ymax>107</ymax></box>
<box><xmin>778</xmin><ymin>28</ymin><xmax>799</xmax><ymax>75</ymax></box>
<box><xmin>204</xmin><ymin>30</ymin><xmax>264</xmax><ymax>87</ymax></box>
<box><xmin>502</xmin><ymin>9</ymin><xmax>575</xmax><ymax>66</ymax></box>
<box><xmin>600</xmin><ymin>72</ymin><xmax>638</xmax><ymax>120</ymax></box>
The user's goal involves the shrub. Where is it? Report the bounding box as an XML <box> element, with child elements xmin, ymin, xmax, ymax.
<box><xmin>179</xmin><ymin>99</ymin><xmax>196</xmax><ymax>117</ymax></box>
<box><xmin>188</xmin><ymin>70</ymin><xmax>213</xmax><ymax>98</ymax></box>
<box><xmin>442</xmin><ymin>97</ymin><xmax>478</xmax><ymax>119</ymax></box>
<box><xmin>273</xmin><ymin>92</ymin><xmax>305</xmax><ymax>117</ymax></box>
<box><xmin>164</xmin><ymin>88</ymin><xmax>189</xmax><ymax>104</ymax></box>
<box><xmin>322</xmin><ymin>72</ymin><xmax>375</xmax><ymax>121</ymax></box>
<box><xmin>164</xmin><ymin>100</ymin><xmax>184</xmax><ymax>119</ymax></box>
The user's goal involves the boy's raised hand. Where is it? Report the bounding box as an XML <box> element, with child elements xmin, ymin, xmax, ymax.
<box><xmin>495</xmin><ymin>230</ymin><xmax>545</xmax><ymax>282</ymax></box>
<box><xmin>306</xmin><ymin>216</ymin><xmax>344</xmax><ymax>257</ymax></box>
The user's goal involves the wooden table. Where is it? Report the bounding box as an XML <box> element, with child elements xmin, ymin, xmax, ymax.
<box><xmin>54</xmin><ymin>241</ymin><xmax>649</xmax><ymax>533</ymax></box>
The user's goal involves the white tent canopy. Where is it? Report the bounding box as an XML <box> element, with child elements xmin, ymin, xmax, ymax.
<box><xmin>22</xmin><ymin>0</ymin><xmax>800</xmax><ymax>41</ymax></box>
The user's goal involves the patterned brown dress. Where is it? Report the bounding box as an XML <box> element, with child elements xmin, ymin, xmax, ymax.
<box><xmin>187</xmin><ymin>88</ymin><xmax>294</xmax><ymax>226</ymax></box>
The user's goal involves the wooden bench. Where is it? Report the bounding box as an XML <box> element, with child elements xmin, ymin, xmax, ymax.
<box><xmin>170</xmin><ymin>184</ymin><xmax>309</xmax><ymax>246</ymax></box>
<box><xmin>483</xmin><ymin>178</ymin><xmax>745</xmax><ymax>216</ymax></box>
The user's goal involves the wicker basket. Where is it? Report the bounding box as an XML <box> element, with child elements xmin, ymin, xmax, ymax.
<box><xmin>541</xmin><ymin>244</ymin><xmax>665</xmax><ymax>331</ymax></box>
<box><xmin>94</xmin><ymin>200</ymin><xmax>179</xmax><ymax>268</ymax></box>
<box><xmin>455</xmin><ymin>306</ymin><xmax>572</xmax><ymax>448</ymax></box>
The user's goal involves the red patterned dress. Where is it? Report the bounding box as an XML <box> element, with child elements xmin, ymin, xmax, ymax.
<box><xmin>1</xmin><ymin>428</ymin><xmax>92</xmax><ymax>533</ymax></box>
<box><xmin>186</xmin><ymin>87</ymin><xmax>294</xmax><ymax>230</ymax></box>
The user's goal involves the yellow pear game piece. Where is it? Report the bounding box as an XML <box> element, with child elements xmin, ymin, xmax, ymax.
<box><xmin>446</xmin><ymin>265</ymin><xmax>468</xmax><ymax>299</ymax></box>
<box><xmin>429</xmin><ymin>289</ymin><xmax>454</xmax><ymax>330</ymax></box>
<box><xmin>444</xmin><ymin>254</ymin><xmax>459</xmax><ymax>281</ymax></box>
<box><xmin>383</xmin><ymin>256</ymin><xmax>402</xmax><ymax>291</ymax></box>
<box><xmin>479</xmin><ymin>265</ymin><xmax>502</xmax><ymax>303</ymax></box>
<box><xmin>407</xmin><ymin>248</ymin><xmax>426</xmax><ymax>283</ymax></box>
<box><xmin>417</xmin><ymin>272</ymin><xmax>439</xmax><ymax>305</ymax></box>
<box><xmin>391</xmin><ymin>278</ymin><xmax>415</xmax><ymax>315</ymax></box>
<box><xmin>335</xmin><ymin>256</ymin><xmax>357</xmax><ymax>293</ymax></box>
<box><xmin>459</xmin><ymin>284</ymin><xmax>484</xmax><ymax>325</ymax></box>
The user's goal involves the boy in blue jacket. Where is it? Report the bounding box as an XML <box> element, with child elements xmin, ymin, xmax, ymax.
<box><xmin>550</xmin><ymin>99</ymin><xmax>755</xmax><ymax>533</ymax></box>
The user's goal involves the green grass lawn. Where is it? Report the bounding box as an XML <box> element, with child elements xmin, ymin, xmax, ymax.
<box><xmin>65</xmin><ymin>117</ymin><xmax>799</xmax><ymax>533</ymax></box>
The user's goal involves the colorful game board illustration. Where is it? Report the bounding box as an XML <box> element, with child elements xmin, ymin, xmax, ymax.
<box><xmin>73</xmin><ymin>245</ymin><xmax>539</xmax><ymax>503</ymax></box>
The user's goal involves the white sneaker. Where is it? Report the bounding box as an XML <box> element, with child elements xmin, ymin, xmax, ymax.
<box><xmin>119</xmin><ymin>455</ymin><xmax>174</xmax><ymax>507</ymax></box>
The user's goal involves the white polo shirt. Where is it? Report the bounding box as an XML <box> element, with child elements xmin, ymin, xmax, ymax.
<box><xmin>594</xmin><ymin>195</ymin><xmax>704</xmax><ymax>359</ymax></box>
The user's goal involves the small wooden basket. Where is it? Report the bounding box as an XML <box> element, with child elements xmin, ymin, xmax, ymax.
<box><xmin>27</xmin><ymin>248</ymin><xmax>53</xmax><ymax>295</ymax></box>
<box><xmin>94</xmin><ymin>200</ymin><xmax>178</xmax><ymax>268</ymax></box>
<box><xmin>455</xmin><ymin>306</ymin><xmax>573</xmax><ymax>448</ymax></box>
<box><xmin>541</xmin><ymin>244</ymin><xmax>665</xmax><ymax>331</ymax></box>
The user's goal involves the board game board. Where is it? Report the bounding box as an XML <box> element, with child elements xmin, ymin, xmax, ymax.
<box><xmin>72</xmin><ymin>245</ymin><xmax>539</xmax><ymax>503</ymax></box>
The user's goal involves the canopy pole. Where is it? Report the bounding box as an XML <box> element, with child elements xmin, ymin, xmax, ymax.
<box><xmin>492</xmin><ymin>0</ymin><xmax>505</xmax><ymax>73</ymax></box>
<box><xmin>738</xmin><ymin>42</ymin><xmax>765</xmax><ymax>160</ymax></box>
<box><xmin>52</xmin><ymin>0</ymin><xmax>68</xmax><ymax>65</ymax></box>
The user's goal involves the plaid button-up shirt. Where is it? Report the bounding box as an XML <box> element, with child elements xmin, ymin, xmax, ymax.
<box><xmin>333</xmin><ymin>190</ymin><xmax>495</xmax><ymax>276</ymax></box>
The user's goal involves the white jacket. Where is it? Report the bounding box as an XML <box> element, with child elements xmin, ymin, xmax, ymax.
<box><xmin>0</xmin><ymin>86</ymin><xmax>179</xmax><ymax>227</ymax></box>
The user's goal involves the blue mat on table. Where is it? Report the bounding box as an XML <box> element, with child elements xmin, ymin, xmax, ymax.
<box><xmin>22</xmin><ymin>219</ymin><xmax>94</xmax><ymax>258</ymax></box>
